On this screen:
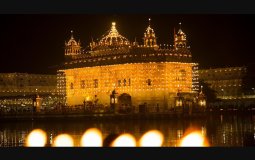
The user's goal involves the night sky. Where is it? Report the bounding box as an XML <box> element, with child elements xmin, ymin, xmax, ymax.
<box><xmin>0</xmin><ymin>14</ymin><xmax>254</xmax><ymax>74</ymax></box>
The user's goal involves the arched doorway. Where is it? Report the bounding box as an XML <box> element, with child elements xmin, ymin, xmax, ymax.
<box><xmin>118</xmin><ymin>93</ymin><xmax>132</xmax><ymax>113</ymax></box>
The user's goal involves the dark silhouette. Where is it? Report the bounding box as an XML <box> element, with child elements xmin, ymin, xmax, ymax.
<box><xmin>103</xmin><ymin>133</ymin><xmax>119</xmax><ymax>147</ymax></box>
<box><xmin>199</xmin><ymin>80</ymin><xmax>218</xmax><ymax>103</ymax></box>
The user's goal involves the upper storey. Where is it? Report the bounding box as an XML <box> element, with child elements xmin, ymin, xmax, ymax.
<box><xmin>62</xmin><ymin>20</ymin><xmax>193</xmax><ymax>69</ymax></box>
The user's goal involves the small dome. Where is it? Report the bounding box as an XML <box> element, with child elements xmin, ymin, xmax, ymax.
<box><xmin>176</xmin><ymin>22</ymin><xmax>187</xmax><ymax>40</ymax></box>
<box><xmin>66</xmin><ymin>30</ymin><xmax>79</xmax><ymax>46</ymax></box>
<box><xmin>175</xmin><ymin>28</ymin><xmax>187</xmax><ymax>41</ymax></box>
<box><xmin>67</xmin><ymin>39</ymin><xmax>78</xmax><ymax>46</ymax></box>
<box><xmin>143</xmin><ymin>18</ymin><xmax>157</xmax><ymax>47</ymax></box>
<box><xmin>65</xmin><ymin>30</ymin><xmax>81</xmax><ymax>56</ymax></box>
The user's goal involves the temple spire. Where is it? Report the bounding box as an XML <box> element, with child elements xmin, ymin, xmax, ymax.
<box><xmin>200</xmin><ymin>85</ymin><xmax>203</xmax><ymax>94</ymax></box>
<box><xmin>173</xmin><ymin>27</ymin><xmax>176</xmax><ymax>47</ymax></box>
<box><xmin>90</xmin><ymin>36</ymin><xmax>96</xmax><ymax>50</ymax></box>
<box><xmin>91</xmin><ymin>36</ymin><xmax>94</xmax><ymax>43</ymax></box>
<box><xmin>70</xmin><ymin>30</ymin><xmax>74</xmax><ymax>39</ymax></box>
<box><xmin>65</xmin><ymin>30</ymin><xmax>81</xmax><ymax>56</ymax></box>
<box><xmin>174</xmin><ymin>22</ymin><xmax>187</xmax><ymax>49</ymax></box>
<box><xmin>110</xmin><ymin>22</ymin><xmax>117</xmax><ymax>34</ymax></box>
<box><xmin>133</xmin><ymin>37</ymin><xmax>138</xmax><ymax>46</ymax></box>
<box><xmin>143</xmin><ymin>19</ymin><xmax>158</xmax><ymax>48</ymax></box>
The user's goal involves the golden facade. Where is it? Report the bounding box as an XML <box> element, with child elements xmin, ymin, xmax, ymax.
<box><xmin>64</xmin><ymin>62</ymin><xmax>195</xmax><ymax>108</ymax></box>
<box><xmin>59</xmin><ymin>20</ymin><xmax>199</xmax><ymax>110</ymax></box>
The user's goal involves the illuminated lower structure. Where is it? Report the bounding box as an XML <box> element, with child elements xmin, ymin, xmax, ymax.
<box><xmin>59</xmin><ymin>21</ymin><xmax>199</xmax><ymax>112</ymax></box>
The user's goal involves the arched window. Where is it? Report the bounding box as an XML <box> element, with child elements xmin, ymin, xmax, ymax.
<box><xmin>118</xmin><ymin>80</ymin><xmax>121</xmax><ymax>87</ymax></box>
<box><xmin>70</xmin><ymin>83</ymin><xmax>74</xmax><ymax>89</ymax></box>
<box><xmin>147</xmin><ymin>79</ymin><xmax>152</xmax><ymax>86</ymax></box>
<box><xmin>123</xmin><ymin>79</ymin><xmax>126</xmax><ymax>86</ymax></box>
<box><xmin>94</xmin><ymin>79</ymin><xmax>98</xmax><ymax>88</ymax></box>
<box><xmin>179</xmin><ymin>69</ymin><xmax>186</xmax><ymax>81</ymax></box>
<box><xmin>80</xmin><ymin>80</ymin><xmax>85</xmax><ymax>89</ymax></box>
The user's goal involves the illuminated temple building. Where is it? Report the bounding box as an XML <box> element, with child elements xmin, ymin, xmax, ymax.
<box><xmin>58</xmin><ymin>21</ymin><xmax>199</xmax><ymax>112</ymax></box>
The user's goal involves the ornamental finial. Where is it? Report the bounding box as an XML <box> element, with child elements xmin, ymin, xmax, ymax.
<box><xmin>200</xmin><ymin>85</ymin><xmax>203</xmax><ymax>94</ymax></box>
<box><xmin>70</xmin><ymin>30</ymin><xmax>74</xmax><ymax>39</ymax></box>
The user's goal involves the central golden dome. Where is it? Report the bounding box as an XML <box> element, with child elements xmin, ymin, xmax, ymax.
<box><xmin>98</xmin><ymin>22</ymin><xmax>130</xmax><ymax>46</ymax></box>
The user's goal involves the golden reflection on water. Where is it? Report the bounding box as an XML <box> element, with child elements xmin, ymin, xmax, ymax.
<box><xmin>111</xmin><ymin>133</ymin><xmax>136</xmax><ymax>147</ymax></box>
<box><xmin>179</xmin><ymin>130</ymin><xmax>209</xmax><ymax>147</ymax></box>
<box><xmin>0</xmin><ymin>115</ymin><xmax>254</xmax><ymax>147</ymax></box>
<box><xmin>138</xmin><ymin>130</ymin><xmax>164</xmax><ymax>147</ymax></box>
<box><xmin>25</xmin><ymin>128</ymin><xmax>210</xmax><ymax>147</ymax></box>
<box><xmin>80</xmin><ymin>128</ymin><xmax>103</xmax><ymax>147</ymax></box>
<box><xmin>25</xmin><ymin>129</ymin><xmax>47</xmax><ymax>147</ymax></box>
<box><xmin>52</xmin><ymin>134</ymin><xmax>74</xmax><ymax>147</ymax></box>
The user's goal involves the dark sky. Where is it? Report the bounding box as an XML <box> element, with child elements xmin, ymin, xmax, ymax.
<box><xmin>0</xmin><ymin>14</ymin><xmax>254</xmax><ymax>74</ymax></box>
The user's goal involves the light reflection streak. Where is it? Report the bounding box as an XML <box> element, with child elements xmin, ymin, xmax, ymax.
<box><xmin>52</xmin><ymin>134</ymin><xmax>74</xmax><ymax>147</ymax></box>
<box><xmin>80</xmin><ymin>128</ymin><xmax>103</xmax><ymax>147</ymax></box>
<box><xmin>111</xmin><ymin>133</ymin><xmax>136</xmax><ymax>147</ymax></box>
<box><xmin>24</xmin><ymin>128</ymin><xmax>210</xmax><ymax>147</ymax></box>
<box><xmin>26</xmin><ymin>129</ymin><xmax>47</xmax><ymax>147</ymax></box>
<box><xmin>179</xmin><ymin>129</ymin><xmax>209</xmax><ymax>147</ymax></box>
<box><xmin>138</xmin><ymin>130</ymin><xmax>164</xmax><ymax>147</ymax></box>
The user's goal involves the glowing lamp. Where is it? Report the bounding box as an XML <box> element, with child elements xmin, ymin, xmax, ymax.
<box><xmin>199</xmin><ymin>100</ymin><xmax>206</xmax><ymax>107</ymax></box>
<box><xmin>139</xmin><ymin>130</ymin><xmax>164</xmax><ymax>147</ymax></box>
<box><xmin>26</xmin><ymin>129</ymin><xmax>47</xmax><ymax>147</ymax></box>
<box><xmin>180</xmin><ymin>131</ymin><xmax>209</xmax><ymax>147</ymax></box>
<box><xmin>53</xmin><ymin>134</ymin><xmax>74</xmax><ymax>147</ymax></box>
<box><xmin>80</xmin><ymin>128</ymin><xmax>103</xmax><ymax>147</ymax></box>
<box><xmin>176</xmin><ymin>99</ymin><xmax>182</xmax><ymax>107</ymax></box>
<box><xmin>111</xmin><ymin>133</ymin><xmax>136</xmax><ymax>147</ymax></box>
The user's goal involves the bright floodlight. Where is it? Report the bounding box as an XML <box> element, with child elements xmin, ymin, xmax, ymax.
<box><xmin>80</xmin><ymin>128</ymin><xmax>103</xmax><ymax>147</ymax></box>
<box><xmin>111</xmin><ymin>133</ymin><xmax>136</xmax><ymax>147</ymax></box>
<box><xmin>53</xmin><ymin>134</ymin><xmax>74</xmax><ymax>147</ymax></box>
<box><xmin>26</xmin><ymin>129</ymin><xmax>47</xmax><ymax>147</ymax></box>
<box><xmin>139</xmin><ymin>130</ymin><xmax>164</xmax><ymax>147</ymax></box>
<box><xmin>180</xmin><ymin>131</ymin><xmax>206</xmax><ymax>147</ymax></box>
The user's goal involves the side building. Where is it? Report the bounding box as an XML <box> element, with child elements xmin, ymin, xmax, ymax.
<box><xmin>199</xmin><ymin>65</ymin><xmax>255</xmax><ymax>106</ymax></box>
<box><xmin>0</xmin><ymin>73</ymin><xmax>58</xmax><ymax>110</ymax></box>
